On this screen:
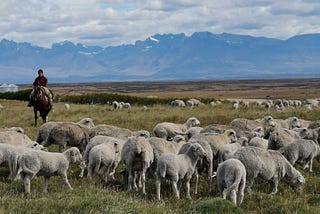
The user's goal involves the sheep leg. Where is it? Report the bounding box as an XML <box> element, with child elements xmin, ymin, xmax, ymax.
<box><xmin>172</xmin><ymin>181</ymin><xmax>180</xmax><ymax>199</ymax></box>
<box><xmin>270</xmin><ymin>178</ymin><xmax>278</xmax><ymax>194</ymax></box>
<box><xmin>61</xmin><ymin>173</ymin><xmax>73</xmax><ymax>190</ymax></box>
<box><xmin>238</xmin><ymin>178</ymin><xmax>245</xmax><ymax>205</ymax></box>
<box><xmin>23</xmin><ymin>175</ymin><xmax>32</xmax><ymax>194</ymax></box>
<box><xmin>79</xmin><ymin>161</ymin><xmax>86</xmax><ymax>178</ymax></box>
<box><xmin>132</xmin><ymin>172</ymin><xmax>138</xmax><ymax>190</ymax></box>
<box><xmin>222</xmin><ymin>188</ymin><xmax>228</xmax><ymax>199</ymax></box>
<box><xmin>43</xmin><ymin>176</ymin><xmax>50</xmax><ymax>193</ymax></box>
<box><xmin>186</xmin><ymin>180</ymin><xmax>191</xmax><ymax>199</ymax></box>
<box><xmin>128</xmin><ymin>170</ymin><xmax>133</xmax><ymax>190</ymax></box>
<box><xmin>230</xmin><ymin>190</ymin><xmax>237</xmax><ymax>206</ymax></box>
<box><xmin>194</xmin><ymin>169</ymin><xmax>199</xmax><ymax>194</ymax></box>
<box><xmin>87</xmin><ymin>164</ymin><xmax>94</xmax><ymax>180</ymax></box>
<box><xmin>141</xmin><ymin>171</ymin><xmax>146</xmax><ymax>194</ymax></box>
<box><xmin>156</xmin><ymin>176</ymin><xmax>161</xmax><ymax>200</ymax></box>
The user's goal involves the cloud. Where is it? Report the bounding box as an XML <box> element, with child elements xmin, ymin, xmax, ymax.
<box><xmin>1</xmin><ymin>0</ymin><xmax>320</xmax><ymax>47</ymax></box>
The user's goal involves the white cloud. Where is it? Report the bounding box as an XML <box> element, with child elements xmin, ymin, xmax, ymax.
<box><xmin>0</xmin><ymin>0</ymin><xmax>320</xmax><ymax>47</ymax></box>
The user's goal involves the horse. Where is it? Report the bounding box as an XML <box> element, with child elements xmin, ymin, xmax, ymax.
<box><xmin>31</xmin><ymin>86</ymin><xmax>52</xmax><ymax>126</ymax></box>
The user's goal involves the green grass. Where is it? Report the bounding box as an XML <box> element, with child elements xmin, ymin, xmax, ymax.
<box><xmin>1</xmin><ymin>98</ymin><xmax>320</xmax><ymax>213</ymax></box>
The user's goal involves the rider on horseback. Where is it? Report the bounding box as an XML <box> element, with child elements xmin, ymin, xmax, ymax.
<box><xmin>28</xmin><ymin>69</ymin><xmax>53</xmax><ymax>107</ymax></box>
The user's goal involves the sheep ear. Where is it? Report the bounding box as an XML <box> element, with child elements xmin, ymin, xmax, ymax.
<box><xmin>298</xmin><ymin>176</ymin><xmax>305</xmax><ymax>183</ymax></box>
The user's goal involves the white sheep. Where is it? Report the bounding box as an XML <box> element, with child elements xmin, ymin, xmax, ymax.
<box><xmin>0</xmin><ymin>130</ymin><xmax>35</xmax><ymax>147</ymax></box>
<box><xmin>121</xmin><ymin>136</ymin><xmax>154</xmax><ymax>194</ymax></box>
<box><xmin>64</xmin><ymin>103</ymin><xmax>70</xmax><ymax>110</ymax></box>
<box><xmin>179</xmin><ymin>137</ymin><xmax>214</xmax><ymax>194</ymax></box>
<box><xmin>267</xmin><ymin>126</ymin><xmax>297</xmax><ymax>150</ymax></box>
<box><xmin>112</xmin><ymin>101</ymin><xmax>122</xmax><ymax>110</ymax></box>
<box><xmin>44</xmin><ymin>123</ymin><xmax>90</xmax><ymax>152</ymax></box>
<box><xmin>0</xmin><ymin>142</ymin><xmax>47</xmax><ymax>180</ymax></box>
<box><xmin>79</xmin><ymin>135</ymin><xmax>125</xmax><ymax>178</ymax></box>
<box><xmin>232</xmin><ymin>147</ymin><xmax>305</xmax><ymax>194</ymax></box>
<box><xmin>218</xmin><ymin>137</ymin><xmax>248</xmax><ymax>162</ymax></box>
<box><xmin>279</xmin><ymin>139</ymin><xmax>320</xmax><ymax>172</ymax></box>
<box><xmin>87</xmin><ymin>141</ymin><xmax>122</xmax><ymax>183</ymax></box>
<box><xmin>170</xmin><ymin>99</ymin><xmax>186</xmax><ymax>107</ymax></box>
<box><xmin>177</xmin><ymin>126</ymin><xmax>203</xmax><ymax>140</ymax></box>
<box><xmin>155</xmin><ymin>143</ymin><xmax>206</xmax><ymax>200</ymax></box>
<box><xmin>248</xmin><ymin>137</ymin><xmax>268</xmax><ymax>149</ymax></box>
<box><xmin>36</xmin><ymin>118</ymin><xmax>94</xmax><ymax>145</ymax></box>
<box><xmin>89</xmin><ymin>124</ymin><xmax>150</xmax><ymax>140</ymax></box>
<box><xmin>16</xmin><ymin>147</ymin><xmax>82</xmax><ymax>194</ymax></box>
<box><xmin>153</xmin><ymin>117</ymin><xmax>200</xmax><ymax>140</ymax></box>
<box><xmin>216</xmin><ymin>158</ymin><xmax>246</xmax><ymax>206</ymax></box>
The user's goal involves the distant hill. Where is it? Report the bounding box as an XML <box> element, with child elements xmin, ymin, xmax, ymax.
<box><xmin>1</xmin><ymin>32</ymin><xmax>320</xmax><ymax>83</ymax></box>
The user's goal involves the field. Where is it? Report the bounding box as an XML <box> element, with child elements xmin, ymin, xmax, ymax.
<box><xmin>1</xmin><ymin>78</ymin><xmax>320</xmax><ymax>213</ymax></box>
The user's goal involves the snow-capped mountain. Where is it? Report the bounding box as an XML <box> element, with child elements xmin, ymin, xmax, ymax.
<box><xmin>0</xmin><ymin>32</ymin><xmax>320</xmax><ymax>83</ymax></box>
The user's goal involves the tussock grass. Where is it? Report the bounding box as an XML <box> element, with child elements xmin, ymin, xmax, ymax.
<box><xmin>1</xmin><ymin>98</ymin><xmax>320</xmax><ymax>213</ymax></box>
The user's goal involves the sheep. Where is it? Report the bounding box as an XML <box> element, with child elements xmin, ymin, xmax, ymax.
<box><xmin>232</xmin><ymin>146</ymin><xmax>305</xmax><ymax>194</ymax></box>
<box><xmin>177</xmin><ymin>126</ymin><xmax>203</xmax><ymax>140</ymax></box>
<box><xmin>112</xmin><ymin>101</ymin><xmax>122</xmax><ymax>110</ymax></box>
<box><xmin>293</xmin><ymin>127</ymin><xmax>319</xmax><ymax>143</ymax></box>
<box><xmin>148</xmin><ymin>136</ymin><xmax>185</xmax><ymax>169</ymax></box>
<box><xmin>64</xmin><ymin>103</ymin><xmax>70</xmax><ymax>110</ymax></box>
<box><xmin>87</xmin><ymin>141</ymin><xmax>122</xmax><ymax>183</ymax></box>
<box><xmin>278</xmin><ymin>139</ymin><xmax>320</xmax><ymax>172</ymax></box>
<box><xmin>273</xmin><ymin>116</ymin><xmax>301</xmax><ymax>129</ymax></box>
<box><xmin>155</xmin><ymin>143</ymin><xmax>206</xmax><ymax>200</ymax></box>
<box><xmin>248</xmin><ymin>137</ymin><xmax>268</xmax><ymax>149</ymax></box>
<box><xmin>0</xmin><ymin>142</ymin><xmax>47</xmax><ymax>180</ymax></box>
<box><xmin>186</xmin><ymin>98</ymin><xmax>203</xmax><ymax>108</ymax></box>
<box><xmin>153</xmin><ymin>117</ymin><xmax>200</xmax><ymax>140</ymax></box>
<box><xmin>121</xmin><ymin>136</ymin><xmax>154</xmax><ymax>194</ymax></box>
<box><xmin>44</xmin><ymin>123</ymin><xmax>90</xmax><ymax>153</ymax></box>
<box><xmin>200</xmin><ymin>124</ymin><xmax>230</xmax><ymax>135</ymax></box>
<box><xmin>267</xmin><ymin>126</ymin><xmax>297</xmax><ymax>150</ymax></box>
<box><xmin>170</xmin><ymin>99</ymin><xmax>186</xmax><ymax>107</ymax></box>
<box><xmin>0</xmin><ymin>130</ymin><xmax>35</xmax><ymax>147</ymax></box>
<box><xmin>16</xmin><ymin>147</ymin><xmax>82</xmax><ymax>194</ymax></box>
<box><xmin>89</xmin><ymin>124</ymin><xmax>150</xmax><ymax>140</ymax></box>
<box><xmin>178</xmin><ymin>137</ymin><xmax>213</xmax><ymax>194</ymax></box>
<box><xmin>0</xmin><ymin>126</ymin><xmax>24</xmax><ymax>133</ymax></box>
<box><xmin>218</xmin><ymin>137</ymin><xmax>248</xmax><ymax>162</ymax></box>
<box><xmin>216</xmin><ymin>158</ymin><xmax>246</xmax><ymax>206</ymax></box>
<box><xmin>200</xmin><ymin>129</ymin><xmax>237</xmax><ymax>161</ymax></box>
<box><xmin>36</xmin><ymin>117</ymin><xmax>94</xmax><ymax>145</ymax></box>
<box><xmin>79</xmin><ymin>135</ymin><xmax>125</xmax><ymax>178</ymax></box>
<box><xmin>230</xmin><ymin>115</ymin><xmax>275</xmax><ymax>135</ymax></box>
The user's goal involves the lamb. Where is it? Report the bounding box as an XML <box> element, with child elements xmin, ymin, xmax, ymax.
<box><xmin>121</xmin><ymin>136</ymin><xmax>154</xmax><ymax>194</ymax></box>
<box><xmin>216</xmin><ymin>158</ymin><xmax>246</xmax><ymax>206</ymax></box>
<box><xmin>44</xmin><ymin>123</ymin><xmax>90</xmax><ymax>152</ymax></box>
<box><xmin>79</xmin><ymin>135</ymin><xmax>125</xmax><ymax>178</ymax></box>
<box><xmin>87</xmin><ymin>141</ymin><xmax>122</xmax><ymax>183</ymax></box>
<box><xmin>248</xmin><ymin>137</ymin><xmax>268</xmax><ymax>149</ymax></box>
<box><xmin>153</xmin><ymin>117</ymin><xmax>200</xmax><ymax>140</ymax></box>
<box><xmin>89</xmin><ymin>124</ymin><xmax>150</xmax><ymax>140</ymax></box>
<box><xmin>278</xmin><ymin>139</ymin><xmax>320</xmax><ymax>172</ymax></box>
<box><xmin>218</xmin><ymin>137</ymin><xmax>248</xmax><ymax>162</ymax></box>
<box><xmin>36</xmin><ymin>117</ymin><xmax>94</xmax><ymax>145</ymax></box>
<box><xmin>16</xmin><ymin>147</ymin><xmax>82</xmax><ymax>194</ymax></box>
<box><xmin>155</xmin><ymin>143</ymin><xmax>206</xmax><ymax>200</ymax></box>
<box><xmin>178</xmin><ymin>137</ymin><xmax>214</xmax><ymax>194</ymax></box>
<box><xmin>64</xmin><ymin>103</ymin><xmax>70</xmax><ymax>110</ymax></box>
<box><xmin>232</xmin><ymin>147</ymin><xmax>305</xmax><ymax>194</ymax></box>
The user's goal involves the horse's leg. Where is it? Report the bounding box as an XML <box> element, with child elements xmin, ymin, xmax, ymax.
<box><xmin>34</xmin><ymin>108</ymin><xmax>38</xmax><ymax>126</ymax></box>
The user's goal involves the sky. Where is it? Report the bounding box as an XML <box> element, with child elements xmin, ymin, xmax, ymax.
<box><xmin>1</xmin><ymin>0</ymin><xmax>320</xmax><ymax>48</ymax></box>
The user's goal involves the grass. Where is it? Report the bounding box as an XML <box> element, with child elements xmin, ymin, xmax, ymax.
<box><xmin>1</xmin><ymin>98</ymin><xmax>320</xmax><ymax>213</ymax></box>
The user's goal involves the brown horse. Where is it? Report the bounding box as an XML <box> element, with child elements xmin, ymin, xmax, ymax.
<box><xmin>31</xmin><ymin>86</ymin><xmax>52</xmax><ymax>126</ymax></box>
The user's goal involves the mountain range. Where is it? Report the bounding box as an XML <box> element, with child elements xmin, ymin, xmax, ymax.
<box><xmin>0</xmin><ymin>32</ymin><xmax>320</xmax><ymax>84</ymax></box>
